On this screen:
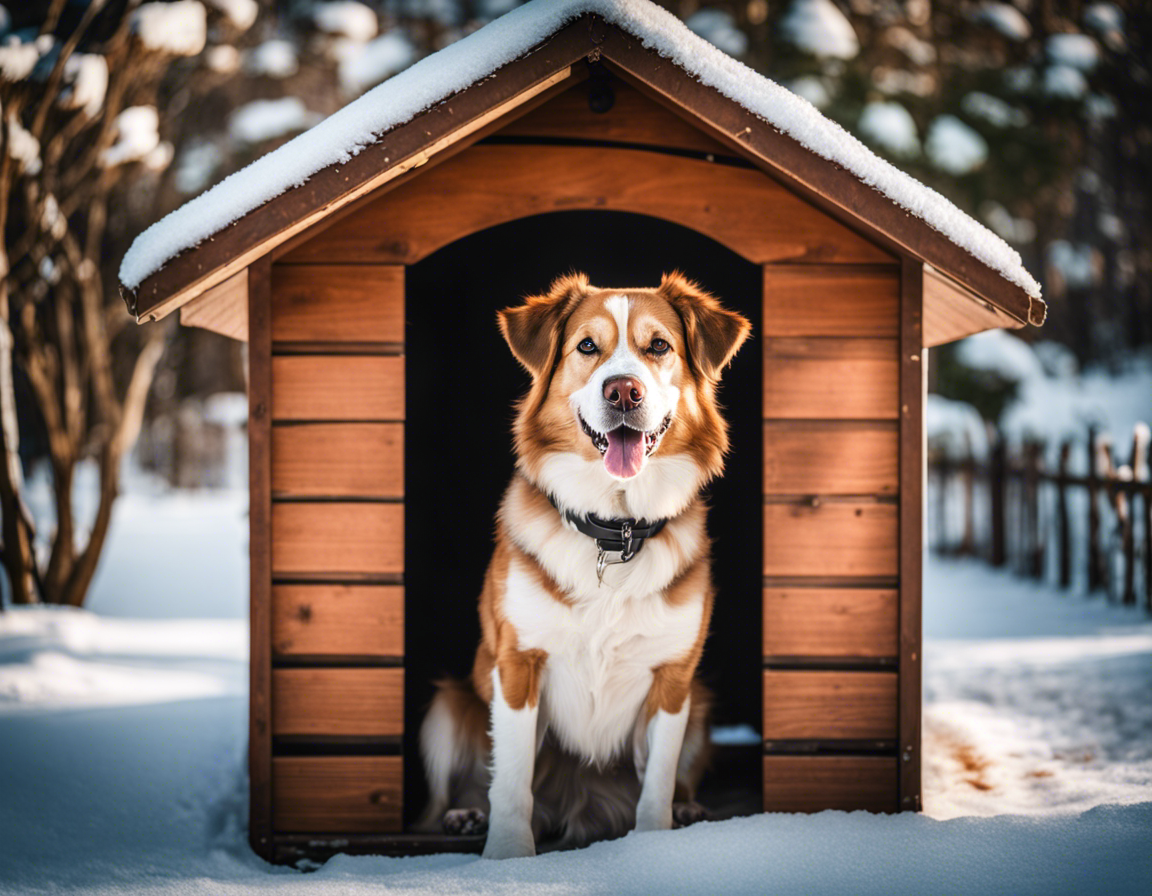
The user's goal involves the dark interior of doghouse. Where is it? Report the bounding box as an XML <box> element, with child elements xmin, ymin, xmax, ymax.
<box><xmin>404</xmin><ymin>210</ymin><xmax>763</xmax><ymax>829</ymax></box>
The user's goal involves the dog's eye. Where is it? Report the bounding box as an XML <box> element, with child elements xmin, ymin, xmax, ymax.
<box><xmin>577</xmin><ymin>338</ymin><xmax>598</xmax><ymax>355</ymax></box>
<box><xmin>649</xmin><ymin>338</ymin><xmax>670</xmax><ymax>355</ymax></box>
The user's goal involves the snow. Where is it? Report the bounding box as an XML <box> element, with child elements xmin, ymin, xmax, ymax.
<box><xmin>1047</xmin><ymin>33</ymin><xmax>1099</xmax><ymax>71</ymax></box>
<box><xmin>783</xmin><ymin>75</ymin><xmax>830</xmax><ymax>109</ymax></box>
<box><xmin>685</xmin><ymin>8</ymin><xmax>748</xmax><ymax>58</ymax></box>
<box><xmin>979</xmin><ymin>200</ymin><xmax>1035</xmax><ymax>244</ymax></box>
<box><xmin>175</xmin><ymin>138</ymin><xmax>224</xmax><ymax>194</ymax></box>
<box><xmin>313</xmin><ymin>1</ymin><xmax>378</xmax><ymax>42</ymax></box>
<box><xmin>58</xmin><ymin>53</ymin><xmax>108</xmax><ymax>118</ymax></box>
<box><xmin>4</xmin><ymin>113</ymin><xmax>41</xmax><ymax>175</ymax></box>
<box><xmin>882</xmin><ymin>26</ymin><xmax>935</xmax><ymax>66</ymax></box>
<box><xmin>133</xmin><ymin>0</ymin><xmax>208</xmax><ymax>56</ymax></box>
<box><xmin>1046</xmin><ymin>239</ymin><xmax>1097</xmax><ymax>289</ymax></box>
<box><xmin>778</xmin><ymin>0</ymin><xmax>859</xmax><ymax>59</ymax></box>
<box><xmin>925</xmin><ymin>115</ymin><xmax>988</xmax><ymax>176</ymax></box>
<box><xmin>1044</xmin><ymin>65</ymin><xmax>1088</xmax><ymax>99</ymax></box>
<box><xmin>100</xmin><ymin>105</ymin><xmax>161</xmax><ymax>168</ymax></box>
<box><xmin>926</xmin><ymin>394</ymin><xmax>989</xmax><ymax>460</ymax></box>
<box><xmin>205</xmin><ymin>43</ymin><xmax>240</xmax><ymax>73</ymax></box>
<box><xmin>858</xmin><ymin>101</ymin><xmax>919</xmax><ymax>158</ymax></box>
<box><xmin>961</xmin><ymin>91</ymin><xmax>1027</xmax><ymax>128</ymax></box>
<box><xmin>246</xmin><ymin>38</ymin><xmax>298</xmax><ymax>78</ymax></box>
<box><xmin>338</xmin><ymin>30</ymin><xmax>420</xmax><ymax>94</ymax></box>
<box><xmin>206</xmin><ymin>0</ymin><xmax>259</xmax><ymax>31</ymax></box>
<box><xmin>229</xmin><ymin>97</ymin><xmax>316</xmax><ymax>144</ymax></box>
<box><xmin>0</xmin><ymin>35</ymin><xmax>42</xmax><ymax>82</ymax></box>
<box><xmin>1084</xmin><ymin>3</ymin><xmax>1124</xmax><ymax>50</ymax></box>
<box><xmin>119</xmin><ymin>0</ymin><xmax>1043</xmax><ymax>306</ymax></box>
<box><xmin>955</xmin><ymin>329</ymin><xmax>1046</xmax><ymax>384</ymax></box>
<box><xmin>976</xmin><ymin>2</ymin><xmax>1031</xmax><ymax>41</ymax></box>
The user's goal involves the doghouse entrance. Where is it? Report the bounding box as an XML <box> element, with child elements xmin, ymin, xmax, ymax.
<box><xmin>404</xmin><ymin>210</ymin><xmax>764</xmax><ymax>828</ymax></box>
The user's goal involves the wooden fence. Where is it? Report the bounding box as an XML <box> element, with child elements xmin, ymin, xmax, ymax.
<box><xmin>928</xmin><ymin>423</ymin><xmax>1152</xmax><ymax>612</ymax></box>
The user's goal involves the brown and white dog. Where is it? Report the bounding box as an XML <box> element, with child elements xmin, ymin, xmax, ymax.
<box><xmin>417</xmin><ymin>272</ymin><xmax>750</xmax><ymax>858</ymax></box>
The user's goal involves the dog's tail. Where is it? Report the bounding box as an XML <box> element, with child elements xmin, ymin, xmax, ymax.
<box><xmin>415</xmin><ymin>677</ymin><xmax>491</xmax><ymax>832</ymax></box>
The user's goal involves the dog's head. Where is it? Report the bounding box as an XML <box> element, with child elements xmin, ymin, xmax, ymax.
<box><xmin>499</xmin><ymin>272</ymin><xmax>750</xmax><ymax>517</ymax></box>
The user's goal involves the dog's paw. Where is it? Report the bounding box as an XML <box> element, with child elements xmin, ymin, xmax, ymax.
<box><xmin>481</xmin><ymin>823</ymin><xmax>536</xmax><ymax>859</ymax></box>
<box><xmin>672</xmin><ymin>801</ymin><xmax>710</xmax><ymax>828</ymax></box>
<box><xmin>442</xmin><ymin>808</ymin><xmax>488</xmax><ymax>836</ymax></box>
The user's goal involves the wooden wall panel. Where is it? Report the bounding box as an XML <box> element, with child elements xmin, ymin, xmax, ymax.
<box><xmin>763</xmin><ymin>756</ymin><xmax>898</xmax><ymax>813</ymax></box>
<box><xmin>499</xmin><ymin>80</ymin><xmax>728</xmax><ymax>154</ymax></box>
<box><xmin>272</xmin><ymin>668</ymin><xmax>404</xmax><ymax>736</ymax></box>
<box><xmin>271</xmin><ymin>503</ymin><xmax>403</xmax><ymax>575</ymax></box>
<box><xmin>763</xmin><ymin>266</ymin><xmax>899</xmax><ymax>337</ymax></box>
<box><xmin>272</xmin><ymin>585</ymin><xmax>404</xmax><ymax>657</ymax></box>
<box><xmin>763</xmin><ymin>670</ymin><xmax>897</xmax><ymax>739</ymax></box>
<box><xmin>763</xmin><ymin>588</ymin><xmax>898</xmax><ymax>657</ymax></box>
<box><xmin>763</xmin><ymin>423</ymin><xmax>897</xmax><ymax>495</ymax></box>
<box><xmin>279</xmin><ymin>144</ymin><xmax>891</xmax><ymax>266</ymax></box>
<box><xmin>272</xmin><ymin>756</ymin><xmax>402</xmax><ymax>832</ymax></box>
<box><xmin>763</xmin><ymin>502</ymin><xmax>897</xmax><ymax>577</ymax></box>
<box><xmin>271</xmin><ymin>356</ymin><xmax>404</xmax><ymax>421</ymax></box>
<box><xmin>271</xmin><ymin>265</ymin><xmax>404</xmax><ymax>343</ymax></box>
<box><xmin>763</xmin><ymin>339</ymin><xmax>898</xmax><ymax>420</ymax></box>
<box><xmin>272</xmin><ymin>423</ymin><xmax>403</xmax><ymax>498</ymax></box>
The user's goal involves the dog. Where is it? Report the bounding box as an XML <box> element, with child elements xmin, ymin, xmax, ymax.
<box><xmin>416</xmin><ymin>271</ymin><xmax>750</xmax><ymax>858</ymax></box>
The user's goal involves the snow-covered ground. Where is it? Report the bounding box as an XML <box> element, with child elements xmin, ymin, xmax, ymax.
<box><xmin>1</xmin><ymin>484</ymin><xmax>1150</xmax><ymax>892</ymax></box>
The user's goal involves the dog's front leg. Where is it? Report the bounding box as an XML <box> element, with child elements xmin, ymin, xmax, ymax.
<box><xmin>483</xmin><ymin>660</ymin><xmax>544</xmax><ymax>859</ymax></box>
<box><xmin>634</xmin><ymin>675</ymin><xmax>692</xmax><ymax>833</ymax></box>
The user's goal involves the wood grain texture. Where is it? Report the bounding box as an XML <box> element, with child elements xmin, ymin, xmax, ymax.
<box><xmin>763</xmin><ymin>670</ymin><xmax>898</xmax><ymax>739</ymax></box>
<box><xmin>763</xmin><ymin>587</ymin><xmax>897</xmax><ymax>657</ymax></box>
<box><xmin>272</xmin><ymin>423</ymin><xmax>403</xmax><ymax>498</ymax></box>
<box><xmin>763</xmin><ymin>338</ymin><xmax>898</xmax><ymax>420</ymax></box>
<box><xmin>763</xmin><ymin>501</ymin><xmax>898</xmax><ymax>577</ymax></box>
<box><xmin>272</xmin><ymin>585</ymin><xmax>404</xmax><ymax>656</ymax></box>
<box><xmin>923</xmin><ymin>263</ymin><xmax>1024</xmax><ymax>347</ymax></box>
<box><xmin>272</xmin><ymin>756</ymin><xmax>402</xmax><ymax>833</ymax></box>
<box><xmin>272</xmin><ymin>356</ymin><xmax>404</xmax><ymax>421</ymax></box>
<box><xmin>179</xmin><ymin>268</ymin><xmax>248</xmax><ymax>341</ymax></box>
<box><xmin>763</xmin><ymin>422</ymin><xmax>898</xmax><ymax>495</ymax></box>
<box><xmin>763</xmin><ymin>756</ymin><xmax>898</xmax><ymax>813</ymax></box>
<box><xmin>247</xmin><ymin>258</ymin><xmax>273</xmax><ymax>859</ymax></box>
<box><xmin>272</xmin><ymin>503</ymin><xmax>403</xmax><ymax>576</ymax></box>
<box><xmin>763</xmin><ymin>265</ymin><xmax>899</xmax><ymax>337</ymax></box>
<box><xmin>271</xmin><ymin>265</ymin><xmax>404</xmax><ymax>343</ymax></box>
<box><xmin>498</xmin><ymin>78</ymin><xmax>729</xmax><ymax>154</ymax></box>
<box><xmin>272</xmin><ymin>668</ymin><xmax>404</xmax><ymax>736</ymax></box>
<box><xmin>899</xmin><ymin>258</ymin><xmax>925</xmax><ymax>811</ymax></box>
<box><xmin>279</xmin><ymin>144</ymin><xmax>890</xmax><ymax>266</ymax></box>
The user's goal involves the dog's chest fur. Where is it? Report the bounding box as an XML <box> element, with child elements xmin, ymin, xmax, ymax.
<box><xmin>502</xmin><ymin>554</ymin><xmax>704</xmax><ymax>767</ymax></box>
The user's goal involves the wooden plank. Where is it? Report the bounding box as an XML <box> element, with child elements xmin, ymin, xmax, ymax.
<box><xmin>763</xmin><ymin>588</ymin><xmax>898</xmax><ymax>657</ymax></box>
<box><xmin>127</xmin><ymin>25</ymin><xmax>592</xmax><ymax>322</ymax></box>
<box><xmin>272</xmin><ymin>423</ymin><xmax>403</xmax><ymax>498</ymax></box>
<box><xmin>763</xmin><ymin>338</ymin><xmax>898</xmax><ymax>420</ymax></box>
<box><xmin>498</xmin><ymin>78</ymin><xmax>730</xmax><ymax>154</ymax></box>
<box><xmin>763</xmin><ymin>265</ymin><xmax>899</xmax><ymax>337</ymax></box>
<box><xmin>179</xmin><ymin>268</ymin><xmax>248</xmax><ymax>340</ymax></box>
<box><xmin>271</xmin><ymin>265</ymin><xmax>404</xmax><ymax>343</ymax></box>
<box><xmin>763</xmin><ymin>422</ymin><xmax>898</xmax><ymax>495</ymax></box>
<box><xmin>598</xmin><ymin>25</ymin><xmax>1045</xmax><ymax>328</ymax></box>
<box><xmin>272</xmin><ymin>585</ymin><xmax>404</xmax><ymax>656</ymax></box>
<box><xmin>272</xmin><ymin>668</ymin><xmax>404</xmax><ymax>736</ymax></box>
<box><xmin>763</xmin><ymin>756</ymin><xmax>898</xmax><ymax>813</ymax></box>
<box><xmin>272</xmin><ymin>756</ymin><xmax>402</xmax><ymax>833</ymax></box>
<box><xmin>899</xmin><ymin>259</ymin><xmax>925</xmax><ymax>811</ymax></box>
<box><xmin>763</xmin><ymin>670</ymin><xmax>897</xmax><ymax>739</ymax></box>
<box><xmin>279</xmin><ymin>144</ymin><xmax>890</xmax><ymax>266</ymax></box>
<box><xmin>272</xmin><ymin>503</ymin><xmax>403</xmax><ymax>575</ymax></box>
<box><xmin>247</xmin><ymin>258</ymin><xmax>273</xmax><ymax>859</ymax></box>
<box><xmin>923</xmin><ymin>263</ymin><xmax>1025</xmax><ymax>347</ymax></box>
<box><xmin>763</xmin><ymin>501</ymin><xmax>898</xmax><ymax>578</ymax></box>
<box><xmin>272</xmin><ymin>356</ymin><xmax>404</xmax><ymax>421</ymax></box>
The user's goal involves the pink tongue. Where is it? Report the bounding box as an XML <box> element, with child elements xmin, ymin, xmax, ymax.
<box><xmin>604</xmin><ymin>427</ymin><xmax>645</xmax><ymax>478</ymax></box>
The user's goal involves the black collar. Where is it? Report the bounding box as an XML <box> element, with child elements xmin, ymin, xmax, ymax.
<box><xmin>546</xmin><ymin>493</ymin><xmax>667</xmax><ymax>563</ymax></box>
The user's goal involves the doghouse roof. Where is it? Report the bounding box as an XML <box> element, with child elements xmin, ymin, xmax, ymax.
<box><xmin>119</xmin><ymin>0</ymin><xmax>1045</xmax><ymax>339</ymax></box>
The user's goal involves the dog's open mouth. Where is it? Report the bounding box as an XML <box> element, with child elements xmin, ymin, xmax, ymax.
<box><xmin>579</xmin><ymin>412</ymin><xmax>672</xmax><ymax>479</ymax></box>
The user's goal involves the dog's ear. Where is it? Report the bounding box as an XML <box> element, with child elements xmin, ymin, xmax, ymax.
<box><xmin>659</xmin><ymin>272</ymin><xmax>751</xmax><ymax>381</ymax></box>
<box><xmin>498</xmin><ymin>273</ymin><xmax>590</xmax><ymax>377</ymax></box>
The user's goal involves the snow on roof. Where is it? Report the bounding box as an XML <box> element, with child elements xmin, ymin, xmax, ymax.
<box><xmin>119</xmin><ymin>0</ymin><xmax>1042</xmax><ymax>303</ymax></box>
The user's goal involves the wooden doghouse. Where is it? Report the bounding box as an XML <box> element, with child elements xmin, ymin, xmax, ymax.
<box><xmin>120</xmin><ymin>2</ymin><xmax>1045</xmax><ymax>864</ymax></box>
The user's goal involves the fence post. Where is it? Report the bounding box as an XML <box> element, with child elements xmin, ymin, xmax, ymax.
<box><xmin>1057</xmin><ymin>440</ymin><xmax>1071</xmax><ymax>589</ymax></box>
<box><xmin>1087</xmin><ymin>426</ymin><xmax>1103</xmax><ymax>593</ymax></box>
<box><xmin>1026</xmin><ymin>440</ymin><xmax>1044</xmax><ymax>579</ymax></box>
<box><xmin>960</xmin><ymin>433</ymin><xmax>975</xmax><ymax>556</ymax></box>
<box><xmin>990</xmin><ymin>426</ymin><xmax>1006</xmax><ymax>567</ymax></box>
<box><xmin>1121</xmin><ymin>428</ymin><xmax>1138</xmax><ymax>606</ymax></box>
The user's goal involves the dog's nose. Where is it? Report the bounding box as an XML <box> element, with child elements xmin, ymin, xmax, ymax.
<box><xmin>603</xmin><ymin>376</ymin><xmax>644</xmax><ymax>411</ymax></box>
